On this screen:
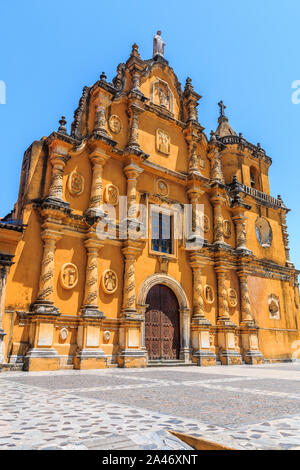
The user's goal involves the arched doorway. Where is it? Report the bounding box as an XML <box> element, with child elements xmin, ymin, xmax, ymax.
<box><xmin>145</xmin><ymin>284</ymin><xmax>180</xmax><ymax>360</ymax></box>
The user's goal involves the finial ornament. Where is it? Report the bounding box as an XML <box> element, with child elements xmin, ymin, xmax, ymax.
<box><xmin>131</xmin><ymin>43</ymin><xmax>140</xmax><ymax>58</ymax></box>
<box><xmin>58</xmin><ymin>116</ymin><xmax>67</xmax><ymax>134</ymax></box>
<box><xmin>184</xmin><ymin>77</ymin><xmax>194</xmax><ymax>93</ymax></box>
<box><xmin>100</xmin><ymin>71</ymin><xmax>107</xmax><ymax>81</ymax></box>
<box><xmin>153</xmin><ymin>30</ymin><xmax>165</xmax><ymax>58</ymax></box>
<box><xmin>218</xmin><ymin>100</ymin><xmax>226</xmax><ymax>118</ymax></box>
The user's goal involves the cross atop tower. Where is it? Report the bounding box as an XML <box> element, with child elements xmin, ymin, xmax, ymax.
<box><xmin>218</xmin><ymin>100</ymin><xmax>226</xmax><ymax>118</ymax></box>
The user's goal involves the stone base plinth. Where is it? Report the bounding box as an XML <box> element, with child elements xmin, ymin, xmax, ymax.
<box><xmin>74</xmin><ymin>349</ymin><xmax>107</xmax><ymax>370</ymax></box>
<box><xmin>219</xmin><ymin>350</ymin><xmax>242</xmax><ymax>365</ymax></box>
<box><xmin>192</xmin><ymin>351</ymin><xmax>216</xmax><ymax>367</ymax></box>
<box><xmin>117</xmin><ymin>350</ymin><xmax>147</xmax><ymax>368</ymax></box>
<box><xmin>243</xmin><ymin>350</ymin><xmax>264</xmax><ymax>365</ymax></box>
<box><xmin>24</xmin><ymin>348</ymin><xmax>60</xmax><ymax>371</ymax></box>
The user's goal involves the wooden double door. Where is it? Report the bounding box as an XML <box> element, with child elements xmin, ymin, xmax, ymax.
<box><xmin>145</xmin><ymin>284</ymin><xmax>180</xmax><ymax>360</ymax></box>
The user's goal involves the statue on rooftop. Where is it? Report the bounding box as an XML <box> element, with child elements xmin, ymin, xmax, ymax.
<box><xmin>153</xmin><ymin>30</ymin><xmax>165</xmax><ymax>58</ymax></box>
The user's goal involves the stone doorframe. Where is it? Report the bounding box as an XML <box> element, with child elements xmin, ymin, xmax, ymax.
<box><xmin>137</xmin><ymin>274</ymin><xmax>191</xmax><ymax>363</ymax></box>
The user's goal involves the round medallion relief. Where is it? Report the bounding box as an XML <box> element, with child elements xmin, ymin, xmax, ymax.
<box><xmin>204</xmin><ymin>284</ymin><xmax>214</xmax><ymax>304</ymax></box>
<box><xmin>156</xmin><ymin>179</ymin><xmax>169</xmax><ymax>197</ymax></box>
<box><xmin>109</xmin><ymin>115</ymin><xmax>122</xmax><ymax>134</ymax></box>
<box><xmin>59</xmin><ymin>327</ymin><xmax>68</xmax><ymax>341</ymax></box>
<box><xmin>67</xmin><ymin>170</ymin><xmax>84</xmax><ymax>196</ymax></box>
<box><xmin>255</xmin><ymin>217</ymin><xmax>272</xmax><ymax>248</ymax></box>
<box><xmin>59</xmin><ymin>263</ymin><xmax>78</xmax><ymax>290</ymax></box>
<box><xmin>104</xmin><ymin>184</ymin><xmax>119</xmax><ymax>206</ymax></box>
<box><xmin>101</xmin><ymin>269</ymin><xmax>118</xmax><ymax>294</ymax></box>
<box><xmin>103</xmin><ymin>330</ymin><xmax>111</xmax><ymax>342</ymax></box>
<box><xmin>227</xmin><ymin>288</ymin><xmax>238</xmax><ymax>308</ymax></box>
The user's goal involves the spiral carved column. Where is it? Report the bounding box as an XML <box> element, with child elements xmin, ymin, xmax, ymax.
<box><xmin>33</xmin><ymin>229</ymin><xmax>62</xmax><ymax>314</ymax></box>
<box><xmin>86</xmin><ymin>152</ymin><xmax>108</xmax><ymax>218</ymax></box>
<box><xmin>216</xmin><ymin>268</ymin><xmax>230</xmax><ymax>322</ymax></box>
<box><xmin>82</xmin><ymin>236</ymin><xmax>104</xmax><ymax>318</ymax></box>
<box><xmin>211</xmin><ymin>196</ymin><xmax>225</xmax><ymax>245</ymax></box>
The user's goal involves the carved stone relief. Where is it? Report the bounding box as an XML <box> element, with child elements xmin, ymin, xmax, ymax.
<box><xmin>156</xmin><ymin>179</ymin><xmax>169</xmax><ymax>197</ymax></box>
<box><xmin>101</xmin><ymin>269</ymin><xmax>118</xmax><ymax>294</ymax></box>
<box><xmin>104</xmin><ymin>184</ymin><xmax>119</xmax><ymax>206</ymax></box>
<box><xmin>156</xmin><ymin>129</ymin><xmax>170</xmax><ymax>155</ymax></box>
<box><xmin>223</xmin><ymin>220</ymin><xmax>232</xmax><ymax>238</ymax></box>
<box><xmin>59</xmin><ymin>263</ymin><xmax>79</xmax><ymax>290</ymax></box>
<box><xmin>151</xmin><ymin>79</ymin><xmax>173</xmax><ymax>113</ymax></box>
<box><xmin>67</xmin><ymin>170</ymin><xmax>84</xmax><ymax>197</ymax></box>
<box><xmin>268</xmin><ymin>294</ymin><xmax>280</xmax><ymax>319</ymax></box>
<box><xmin>203</xmin><ymin>284</ymin><xmax>214</xmax><ymax>304</ymax></box>
<box><xmin>103</xmin><ymin>330</ymin><xmax>111</xmax><ymax>342</ymax></box>
<box><xmin>227</xmin><ymin>288</ymin><xmax>238</xmax><ymax>308</ymax></box>
<box><xmin>59</xmin><ymin>327</ymin><xmax>68</xmax><ymax>341</ymax></box>
<box><xmin>108</xmin><ymin>115</ymin><xmax>122</xmax><ymax>134</ymax></box>
<box><xmin>200</xmin><ymin>214</ymin><xmax>210</xmax><ymax>233</ymax></box>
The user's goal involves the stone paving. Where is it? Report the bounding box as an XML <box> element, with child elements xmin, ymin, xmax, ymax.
<box><xmin>0</xmin><ymin>363</ymin><xmax>300</xmax><ymax>450</ymax></box>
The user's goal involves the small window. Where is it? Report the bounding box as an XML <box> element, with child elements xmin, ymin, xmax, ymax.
<box><xmin>151</xmin><ymin>210</ymin><xmax>174</xmax><ymax>255</ymax></box>
<box><xmin>250</xmin><ymin>171</ymin><xmax>256</xmax><ymax>188</ymax></box>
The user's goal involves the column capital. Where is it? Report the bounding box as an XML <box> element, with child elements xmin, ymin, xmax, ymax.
<box><xmin>123</xmin><ymin>163</ymin><xmax>143</xmax><ymax>180</ymax></box>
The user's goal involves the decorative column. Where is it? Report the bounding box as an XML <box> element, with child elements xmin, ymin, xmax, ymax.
<box><xmin>215</xmin><ymin>268</ymin><xmax>230</xmax><ymax>322</ymax></box>
<box><xmin>81</xmin><ymin>234</ymin><xmax>104</xmax><ymax>318</ymax></box>
<box><xmin>122</xmin><ymin>243</ymin><xmax>140</xmax><ymax>315</ymax></box>
<box><xmin>127</xmin><ymin>104</ymin><xmax>143</xmax><ymax>150</ymax></box>
<box><xmin>0</xmin><ymin>254</ymin><xmax>14</xmax><ymax>364</ymax></box>
<box><xmin>118</xmin><ymin>240</ymin><xmax>146</xmax><ymax>368</ymax></box>
<box><xmin>238</xmin><ymin>269</ymin><xmax>264</xmax><ymax>364</ymax></box>
<box><xmin>122</xmin><ymin>163</ymin><xmax>143</xmax><ymax>236</ymax></box>
<box><xmin>186</xmin><ymin>188</ymin><xmax>204</xmax><ymax>247</ymax></box>
<box><xmin>25</xmin><ymin>227</ymin><xmax>62</xmax><ymax>371</ymax></box>
<box><xmin>188</xmin><ymin>253</ymin><xmax>215</xmax><ymax>366</ymax></box>
<box><xmin>215</xmin><ymin>266</ymin><xmax>241</xmax><ymax>365</ymax></box>
<box><xmin>238</xmin><ymin>272</ymin><xmax>253</xmax><ymax>324</ymax></box>
<box><xmin>46</xmin><ymin>153</ymin><xmax>69</xmax><ymax>204</ymax></box>
<box><xmin>85</xmin><ymin>152</ymin><xmax>108</xmax><ymax>218</ymax></box>
<box><xmin>32</xmin><ymin>228</ymin><xmax>62</xmax><ymax>314</ymax></box>
<box><xmin>232</xmin><ymin>213</ymin><xmax>248</xmax><ymax>251</ymax></box>
<box><xmin>211</xmin><ymin>194</ymin><xmax>225</xmax><ymax>245</ymax></box>
<box><xmin>278</xmin><ymin>199</ymin><xmax>293</xmax><ymax>267</ymax></box>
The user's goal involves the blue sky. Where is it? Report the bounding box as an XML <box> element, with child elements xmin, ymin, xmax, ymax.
<box><xmin>0</xmin><ymin>0</ymin><xmax>300</xmax><ymax>266</ymax></box>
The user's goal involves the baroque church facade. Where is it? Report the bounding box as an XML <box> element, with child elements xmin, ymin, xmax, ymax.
<box><xmin>0</xmin><ymin>33</ymin><xmax>299</xmax><ymax>371</ymax></box>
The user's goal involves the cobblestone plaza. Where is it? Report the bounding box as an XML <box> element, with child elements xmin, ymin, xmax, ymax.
<box><xmin>0</xmin><ymin>363</ymin><xmax>300</xmax><ymax>450</ymax></box>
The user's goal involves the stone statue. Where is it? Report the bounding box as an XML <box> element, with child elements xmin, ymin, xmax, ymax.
<box><xmin>153</xmin><ymin>30</ymin><xmax>165</xmax><ymax>58</ymax></box>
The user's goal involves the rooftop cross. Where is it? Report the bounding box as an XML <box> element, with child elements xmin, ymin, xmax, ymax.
<box><xmin>218</xmin><ymin>100</ymin><xmax>226</xmax><ymax>118</ymax></box>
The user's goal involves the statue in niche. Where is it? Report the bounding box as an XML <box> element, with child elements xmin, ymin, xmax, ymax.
<box><xmin>153</xmin><ymin>30</ymin><xmax>165</xmax><ymax>57</ymax></box>
<box><xmin>204</xmin><ymin>285</ymin><xmax>214</xmax><ymax>304</ymax></box>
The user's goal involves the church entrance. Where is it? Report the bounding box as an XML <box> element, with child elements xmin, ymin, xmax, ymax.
<box><xmin>145</xmin><ymin>284</ymin><xmax>180</xmax><ymax>360</ymax></box>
